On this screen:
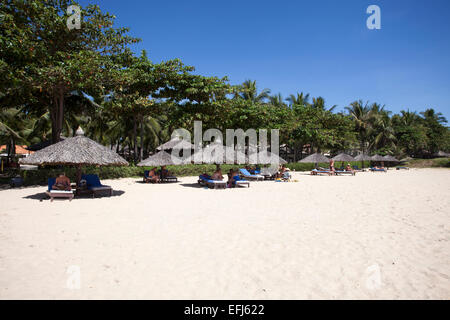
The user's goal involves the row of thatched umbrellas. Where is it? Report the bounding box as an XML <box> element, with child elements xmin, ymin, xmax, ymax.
<box><xmin>20</xmin><ymin>126</ymin><xmax>401</xmax><ymax>185</ymax></box>
<box><xmin>20</xmin><ymin>130</ymin><xmax>288</xmax><ymax>185</ymax></box>
<box><xmin>299</xmin><ymin>152</ymin><xmax>400</xmax><ymax>169</ymax></box>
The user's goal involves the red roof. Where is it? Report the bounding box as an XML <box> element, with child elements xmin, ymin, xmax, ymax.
<box><xmin>0</xmin><ymin>145</ymin><xmax>34</xmax><ymax>155</ymax></box>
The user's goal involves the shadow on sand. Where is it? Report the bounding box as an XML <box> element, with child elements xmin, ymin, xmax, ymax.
<box><xmin>22</xmin><ymin>190</ymin><xmax>126</xmax><ymax>201</ymax></box>
<box><xmin>179</xmin><ymin>182</ymin><xmax>207</xmax><ymax>189</ymax></box>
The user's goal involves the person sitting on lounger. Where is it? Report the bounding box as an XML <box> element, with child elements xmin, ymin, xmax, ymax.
<box><xmin>146</xmin><ymin>167</ymin><xmax>160</xmax><ymax>183</ymax></box>
<box><xmin>345</xmin><ymin>163</ymin><xmax>353</xmax><ymax>171</ymax></box>
<box><xmin>159</xmin><ymin>166</ymin><xmax>171</xmax><ymax>179</ymax></box>
<box><xmin>53</xmin><ymin>172</ymin><xmax>71</xmax><ymax>191</ymax></box>
<box><xmin>211</xmin><ymin>168</ymin><xmax>224</xmax><ymax>181</ymax></box>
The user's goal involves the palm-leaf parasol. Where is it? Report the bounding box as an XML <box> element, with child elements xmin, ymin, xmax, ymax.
<box><xmin>156</xmin><ymin>137</ymin><xmax>194</xmax><ymax>151</ymax></box>
<box><xmin>332</xmin><ymin>153</ymin><xmax>355</xmax><ymax>168</ymax></box>
<box><xmin>299</xmin><ymin>153</ymin><xmax>329</xmax><ymax>168</ymax></box>
<box><xmin>382</xmin><ymin>155</ymin><xmax>399</xmax><ymax>162</ymax></box>
<box><xmin>370</xmin><ymin>154</ymin><xmax>386</xmax><ymax>162</ymax></box>
<box><xmin>20</xmin><ymin>127</ymin><xmax>128</xmax><ymax>184</ymax></box>
<box><xmin>137</xmin><ymin>151</ymin><xmax>180</xmax><ymax>167</ymax></box>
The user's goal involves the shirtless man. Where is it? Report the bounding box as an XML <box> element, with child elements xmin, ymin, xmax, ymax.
<box><xmin>211</xmin><ymin>168</ymin><xmax>223</xmax><ymax>181</ymax></box>
<box><xmin>53</xmin><ymin>173</ymin><xmax>71</xmax><ymax>191</ymax></box>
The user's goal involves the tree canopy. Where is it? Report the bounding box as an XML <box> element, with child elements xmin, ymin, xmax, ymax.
<box><xmin>1</xmin><ymin>0</ymin><xmax>449</xmax><ymax>164</ymax></box>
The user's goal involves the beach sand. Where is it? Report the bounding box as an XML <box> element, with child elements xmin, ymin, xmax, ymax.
<box><xmin>0</xmin><ymin>168</ymin><xmax>449</xmax><ymax>299</ymax></box>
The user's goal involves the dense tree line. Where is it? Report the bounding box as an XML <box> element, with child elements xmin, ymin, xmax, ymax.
<box><xmin>1</xmin><ymin>0</ymin><xmax>449</xmax><ymax>165</ymax></box>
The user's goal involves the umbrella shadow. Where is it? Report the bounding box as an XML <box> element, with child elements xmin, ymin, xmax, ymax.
<box><xmin>22</xmin><ymin>190</ymin><xmax>125</xmax><ymax>201</ymax></box>
<box><xmin>179</xmin><ymin>182</ymin><xmax>208</xmax><ymax>189</ymax></box>
<box><xmin>135</xmin><ymin>179</ymin><xmax>181</xmax><ymax>185</ymax></box>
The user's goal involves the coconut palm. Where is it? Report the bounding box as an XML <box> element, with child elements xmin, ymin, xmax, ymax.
<box><xmin>311</xmin><ymin>96</ymin><xmax>337</xmax><ymax>112</ymax></box>
<box><xmin>286</xmin><ymin>92</ymin><xmax>310</xmax><ymax>106</ymax></box>
<box><xmin>269</xmin><ymin>93</ymin><xmax>287</xmax><ymax>107</ymax></box>
<box><xmin>236</xmin><ymin>80</ymin><xmax>271</xmax><ymax>103</ymax></box>
<box><xmin>345</xmin><ymin>100</ymin><xmax>372</xmax><ymax>154</ymax></box>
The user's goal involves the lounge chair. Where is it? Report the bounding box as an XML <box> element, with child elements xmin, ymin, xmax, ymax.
<box><xmin>334</xmin><ymin>170</ymin><xmax>356</xmax><ymax>176</ymax></box>
<box><xmin>352</xmin><ymin>165</ymin><xmax>366</xmax><ymax>172</ymax></box>
<box><xmin>82</xmin><ymin>174</ymin><xmax>113</xmax><ymax>197</ymax></box>
<box><xmin>197</xmin><ymin>175</ymin><xmax>227</xmax><ymax>189</ymax></box>
<box><xmin>260</xmin><ymin>167</ymin><xmax>276</xmax><ymax>180</ymax></box>
<box><xmin>310</xmin><ymin>169</ymin><xmax>332</xmax><ymax>176</ymax></box>
<box><xmin>369</xmin><ymin>167</ymin><xmax>387</xmax><ymax>173</ymax></box>
<box><xmin>45</xmin><ymin>178</ymin><xmax>74</xmax><ymax>202</ymax></box>
<box><xmin>239</xmin><ymin>168</ymin><xmax>264</xmax><ymax>181</ymax></box>
<box><xmin>232</xmin><ymin>175</ymin><xmax>250</xmax><ymax>188</ymax></box>
<box><xmin>159</xmin><ymin>172</ymin><xmax>178</xmax><ymax>183</ymax></box>
<box><xmin>396</xmin><ymin>167</ymin><xmax>410</xmax><ymax>170</ymax></box>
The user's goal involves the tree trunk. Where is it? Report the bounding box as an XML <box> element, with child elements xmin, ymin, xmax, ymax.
<box><xmin>50</xmin><ymin>88</ymin><xmax>65</xmax><ymax>144</ymax></box>
<box><xmin>133</xmin><ymin>115</ymin><xmax>138</xmax><ymax>163</ymax></box>
<box><xmin>139</xmin><ymin>116</ymin><xmax>144</xmax><ymax>162</ymax></box>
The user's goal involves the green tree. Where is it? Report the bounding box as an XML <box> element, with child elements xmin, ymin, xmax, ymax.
<box><xmin>0</xmin><ymin>0</ymin><xmax>138</xmax><ymax>143</ymax></box>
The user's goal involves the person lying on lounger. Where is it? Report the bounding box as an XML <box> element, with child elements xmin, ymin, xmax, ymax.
<box><xmin>227</xmin><ymin>169</ymin><xmax>239</xmax><ymax>187</ymax></box>
<box><xmin>53</xmin><ymin>173</ymin><xmax>71</xmax><ymax>191</ymax></box>
<box><xmin>211</xmin><ymin>168</ymin><xmax>224</xmax><ymax>181</ymax></box>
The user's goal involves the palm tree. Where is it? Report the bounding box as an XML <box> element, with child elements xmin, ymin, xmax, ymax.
<box><xmin>311</xmin><ymin>96</ymin><xmax>337</xmax><ymax>112</ymax></box>
<box><xmin>420</xmin><ymin>108</ymin><xmax>447</xmax><ymax>124</ymax></box>
<box><xmin>236</xmin><ymin>80</ymin><xmax>271</xmax><ymax>103</ymax></box>
<box><xmin>286</xmin><ymin>92</ymin><xmax>310</xmax><ymax>106</ymax></box>
<box><xmin>269</xmin><ymin>93</ymin><xmax>287</xmax><ymax>107</ymax></box>
<box><xmin>399</xmin><ymin>109</ymin><xmax>419</xmax><ymax>126</ymax></box>
<box><xmin>345</xmin><ymin>100</ymin><xmax>372</xmax><ymax>154</ymax></box>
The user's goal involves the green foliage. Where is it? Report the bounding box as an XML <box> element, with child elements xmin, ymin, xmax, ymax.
<box><xmin>1</xmin><ymin>1</ymin><xmax>449</xmax><ymax>171</ymax></box>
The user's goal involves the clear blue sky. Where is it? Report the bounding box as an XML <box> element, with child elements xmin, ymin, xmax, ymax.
<box><xmin>79</xmin><ymin>0</ymin><xmax>450</xmax><ymax>121</ymax></box>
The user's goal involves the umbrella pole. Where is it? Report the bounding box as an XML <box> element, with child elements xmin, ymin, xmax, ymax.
<box><xmin>76</xmin><ymin>164</ymin><xmax>82</xmax><ymax>186</ymax></box>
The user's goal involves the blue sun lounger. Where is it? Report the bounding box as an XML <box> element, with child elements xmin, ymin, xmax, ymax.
<box><xmin>239</xmin><ymin>168</ymin><xmax>264</xmax><ymax>181</ymax></box>
<box><xmin>197</xmin><ymin>175</ymin><xmax>227</xmax><ymax>189</ymax></box>
<box><xmin>81</xmin><ymin>174</ymin><xmax>113</xmax><ymax>197</ymax></box>
<box><xmin>232</xmin><ymin>175</ymin><xmax>250</xmax><ymax>188</ymax></box>
<box><xmin>369</xmin><ymin>167</ymin><xmax>387</xmax><ymax>172</ymax></box>
<box><xmin>311</xmin><ymin>169</ymin><xmax>332</xmax><ymax>176</ymax></box>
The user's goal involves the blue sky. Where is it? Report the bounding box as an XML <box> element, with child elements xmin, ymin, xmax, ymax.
<box><xmin>79</xmin><ymin>0</ymin><xmax>450</xmax><ymax>121</ymax></box>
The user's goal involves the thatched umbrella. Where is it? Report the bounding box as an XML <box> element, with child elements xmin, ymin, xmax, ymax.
<box><xmin>382</xmin><ymin>155</ymin><xmax>399</xmax><ymax>162</ymax></box>
<box><xmin>156</xmin><ymin>137</ymin><xmax>194</xmax><ymax>151</ymax></box>
<box><xmin>433</xmin><ymin>151</ymin><xmax>450</xmax><ymax>158</ymax></box>
<box><xmin>354</xmin><ymin>153</ymin><xmax>372</xmax><ymax>169</ymax></box>
<box><xmin>137</xmin><ymin>151</ymin><xmax>178</xmax><ymax>167</ymax></box>
<box><xmin>370</xmin><ymin>154</ymin><xmax>385</xmax><ymax>161</ymax></box>
<box><xmin>299</xmin><ymin>153</ymin><xmax>329</xmax><ymax>168</ymax></box>
<box><xmin>400</xmin><ymin>156</ymin><xmax>413</xmax><ymax>162</ymax></box>
<box><xmin>332</xmin><ymin>153</ymin><xmax>355</xmax><ymax>168</ymax></box>
<box><xmin>370</xmin><ymin>154</ymin><xmax>386</xmax><ymax>168</ymax></box>
<box><xmin>248</xmin><ymin>151</ymin><xmax>288</xmax><ymax>165</ymax></box>
<box><xmin>20</xmin><ymin>127</ymin><xmax>128</xmax><ymax>184</ymax></box>
<box><xmin>192</xmin><ymin>143</ymin><xmax>245</xmax><ymax>164</ymax></box>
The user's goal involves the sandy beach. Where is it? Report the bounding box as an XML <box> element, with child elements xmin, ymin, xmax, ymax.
<box><xmin>0</xmin><ymin>168</ymin><xmax>449</xmax><ymax>299</ymax></box>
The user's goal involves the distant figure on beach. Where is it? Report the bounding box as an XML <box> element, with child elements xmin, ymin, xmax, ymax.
<box><xmin>52</xmin><ymin>173</ymin><xmax>71</xmax><ymax>191</ymax></box>
<box><xmin>329</xmin><ymin>159</ymin><xmax>335</xmax><ymax>174</ymax></box>
<box><xmin>212</xmin><ymin>168</ymin><xmax>223</xmax><ymax>181</ymax></box>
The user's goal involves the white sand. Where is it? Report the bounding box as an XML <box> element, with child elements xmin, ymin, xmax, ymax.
<box><xmin>0</xmin><ymin>168</ymin><xmax>449</xmax><ymax>299</ymax></box>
